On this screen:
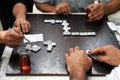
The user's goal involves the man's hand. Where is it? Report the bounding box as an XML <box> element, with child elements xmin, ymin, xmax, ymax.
<box><xmin>86</xmin><ymin>3</ymin><xmax>105</xmax><ymax>21</ymax></box>
<box><xmin>13</xmin><ymin>18</ymin><xmax>30</xmax><ymax>33</ymax></box>
<box><xmin>55</xmin><ymin>2</ymin><xmax>71</xmax><ymax>15</ymax></box>
<box><xmin>65</xmin><ymin>46</ymin><xmax>92</xmax><ymax>80</ymax></box>
<box><xmin>0</xmin><ymin>28</ymin><xmax>24</xmax><ymax>48</ymax></box>
<box><xmin>90</xmin><ymin>45</ymin><xmax>120</xmax><ymax>66</ymax></box>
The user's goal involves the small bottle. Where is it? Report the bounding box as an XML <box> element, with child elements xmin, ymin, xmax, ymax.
<box><xmin>18</xmin><ymin>47</ymin><xmax>31</xmax><ymax>74</ymax></box>
<box><xmin>85</xmin><ymin>8</ymin><xmax>92</xmax><ymax>21</ymax></box>
<box><xmin>20</xmin><ymin>53</ymin><xmax>31</xmax><ymax>74</ymax></box>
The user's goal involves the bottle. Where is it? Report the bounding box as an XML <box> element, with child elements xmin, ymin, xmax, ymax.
<box><xmin>85</xmin><ymin>8</ymin><xmax>92</xmax><ymax>21</ymax></box>
<box><xmin>20</xmin><ymin>53</ymin><xmax>31</xmax><ymax>74</ymax></box>
<box><xmin>18</xmin><ymin>47</ymin><xmax>31</xmax><ymax>74</ymax></box>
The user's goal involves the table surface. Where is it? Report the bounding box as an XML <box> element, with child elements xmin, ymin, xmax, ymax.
<box><xmin>5</xmin><ymin>14</ymin><xmax>120</xmax><ymax>76</ymax></box>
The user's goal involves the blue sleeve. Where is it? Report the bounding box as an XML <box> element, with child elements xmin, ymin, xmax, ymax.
<box><xmin>34</xmin><ymin>0</ymin><xmax>50</xmax><ymax>3</ymax></box>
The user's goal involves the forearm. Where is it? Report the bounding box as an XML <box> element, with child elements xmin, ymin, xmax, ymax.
<box><xmin>0</xmin><ymin>31</ymin><xmax>4</xmax><ymax>43</ymax></box>
<box><xmin>13</xmin><ymin>3</ymin><xmax>27</xmax><ymax>19</ymax></box>
<box><xmin>70</xmin><ymin>70</ymin><xmax>87</xmax><ymax>80</ymax></box>
<box><xmin>104</xmin><ymin>0</ymin><xmax>120</xmax><ymax>15</ymax></box>
<box><xmin>35</xmin><ymin>2</ymin><xmax>56</xmax><ymax>12</ymax></box>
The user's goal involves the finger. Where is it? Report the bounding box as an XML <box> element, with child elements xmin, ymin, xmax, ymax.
<box><xmin>67</xmin><ymin>6</ymin><xmax>71</xmax><ymax>14</ymax></box>
<box><xmin>59</xmin><ymin>4</ymin><xmax>66</xmax><ymax>14</ymax></box>
<box><xmin>63</xmin><ymin>8</ymin><xmax>68</xmax><ymax>15</ymax></box>
<box><xmin>8</xmin><ymin>31</ymin><xmax>18</xmax><ymax>38</ymax></box>
<box><xmin>89</xmin><ymin>11</ymin><xmax>103</xmax><ymax>20</ymax></box>
<box><xmin>92</xmin><ymin>4</ymin><xmax>101</xmax><ymax>12</ymax></box>
<box><xmin>94</xmin><ymin>15</ymin><xmax>103</xmax><ymax>21</ymax></box>
<box><xmin>96</xmin><ymin>56</ymin><xmax>107</xmax><ymax>62</ymax></box>
<box><xmin>62</xmin><ymin>2</ymin><xmax>69</xmax><ymax>15</ymax></box>
<box><xmin>88</xmin><ymin>57</ymin><xmax>92</xmax><ymax>64</ymax></box>
<box><xmin>58</xmin><ymin>10</ymin><xmax>62</xmax><ymax>14</ymax></box>
<box><xmin>79</xmin><ymin>50</ymin><xmax>86</xmax><ymax>56</ymax></box>
<box><xmin>10</xmin><ymin>32</ymin><xmax>24</xmax><ymax>41</ymax></box>
<box><xmin>89</xmin><ymin>48</ymin><xmax>105</xmax><ymax>55</ymax></box>
<box><xmin>55</xmin><ymin>6</ymin><xmax>59</xmax><ymax>11</ymax></box>
<box><xmin>56</xmin><ymin>4</ymin><xmax>63</xmax><ymax>14</ymax></box>
<box><xmin>56</xmin><ymin>6</ymin><xmax>62</xmax><ymax>14</ymax></box>
<box><xmin>24</xmin><ymin>23</ymin><xmax>30</xmax><ymax>33</ymax></box>
<box><xmin>21</xmin><ymin>24</ymin><xmax>27</xmax><ymax>33</ymax></box>
<box><xmin>7</xmin><ymin>42</ymin><xmax>21</xmax><ymax>48</ymax></box>
<box><xmin>13</xmin><ymin>27</ymin><xmax>23</xmax><ymax>34</ymax></box>
<box><xmin>24</xmin><ymin>24</ymin><xmax>28</xmax><ymax>33</ymax></box>
<box><xmin>61</xmin><ymin>8</ymin><xmax>65</xmax><ymax>14</ymax></box>
<box><xmin>74</xmin><ymin>46</ymin><xmax>80</xmax><ymax>51</ymax></box>
<box><xmin>27</xmin><ymin>21</ymin><xmax>31</xmax><ymax>32</ymax></box>
<box><xmin>65</xmin><ymin>6</ymin><xmax>70</xmax><ymax>15</ymax></box>
<box><xmin>69</xmin><ymin>48</ymin><xmax>74</xmax><ymax>53</ymax></box>
<box><xmin>65</xmin><ymin>53</ymin><xmax>69</xmax><ymax>59</ymax></box>
<box><xmin>86</xmin><ymin>4</ymin><xmax>94</xmax><ymax>9</ymax></box>
<box><xmin>59</xmin><ymin>3</ymin><xmax>67</xmax><ymax>14</ymax></box>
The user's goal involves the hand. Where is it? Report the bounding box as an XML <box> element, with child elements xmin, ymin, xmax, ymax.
<box><xmin>86</xmin><ymin>3</ymin><xmax>105</xmax><ymax>21</ymax></box>
<box><xmin>1</xmin><ymin>28</ymin><xmax>24</xmax><ymax>48</ymax></box>
<box><xmin>90</xmin><ymin>45</ymin><xmax>120</xmax><ymax>66</ymax></box>
<box><xmin>13</xmin><ymin>18</ymin><xmax>30</xmax><ymax>33</ymax></box>
<box><xmin>55</xmin><ymin>2</ymin><xmax>71</xmax><ymax>15</ymax></box>
<box><xmin>65</xmin><ymin>46</ymin><xmax>92</xmax><ymax>79</ymax></box>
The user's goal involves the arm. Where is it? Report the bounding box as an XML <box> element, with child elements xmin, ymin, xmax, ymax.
<box><xmin>13</xmin><ymin>3</ymin><xmax>26</xmax><ymax>20</ymax></box>
<box><xmin>35</xmin><ymin>2</ymin><xmax>56</xmax><ymax>12</ymax></box>
<box><xmin>13</xmin><ymin>3</ymin><xmax>30</xmax><ymax>33</ymax></box>
<box><xmin>65</xmin><ymin>46</ymin><xmax>92</xmax><ymax>80</ymax></box>
<box><xmin>35</xmin><ymin>1</ymin><xmax>71</xmax><ymax>15</ymax></box>
<box><xmin>104</xmin><ymin>0</ymin><xmax>120</xmax><ymax>15</ymax></box>
<box><xmin>86</xmin><ymin>0</ymin><xmax>120</xmax><ymax>21</ymax></box>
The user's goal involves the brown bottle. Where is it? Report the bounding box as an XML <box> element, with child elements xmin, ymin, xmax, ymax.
<box><xmin>85</xmin><ymin>8</ymin><xmax>92</xmax><ymax>20</ymax></box>
<box><xmin>20</xmin><ymin>53</ymin><xmax>31</xmax><ymax>74</ymax></box>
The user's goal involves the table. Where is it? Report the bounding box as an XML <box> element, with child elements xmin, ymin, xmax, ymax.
<box><xmin>4</xmin><ymin>14</ymin><xmax>120</xmax><ymax>76</ymax></box>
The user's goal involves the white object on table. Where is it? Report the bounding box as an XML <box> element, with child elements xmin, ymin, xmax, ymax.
<box><xmin>24</xmin><ymin>34</ymin><xmax>44</xmax><ymax>43</ymax></box>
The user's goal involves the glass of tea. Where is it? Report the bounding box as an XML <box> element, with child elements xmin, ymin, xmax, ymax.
<box><xmin>17</xmin><ymin>47</ymin><xmax>31</xmax><ymax>74</ymax></box>
<box><xmin>85</xmin><ymin>7</ymin><xmax>92</xmax><ymax>20</ymax></box>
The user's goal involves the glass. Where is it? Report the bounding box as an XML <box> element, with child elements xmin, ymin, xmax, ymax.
<box><xmin>17</xmin><ymin>47</ymin><xmax>31</xmax><ymax>74</ymax></box>
<box><xmin>85</xmin><ymin>8</ymin><xmax>92</xmax><ymax>20</ymax></box>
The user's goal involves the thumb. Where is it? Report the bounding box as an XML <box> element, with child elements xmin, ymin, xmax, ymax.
<box><xmin>13</xmin><ymin>27</ymin><xmax>23</xmax><ymax>34</ymax></box>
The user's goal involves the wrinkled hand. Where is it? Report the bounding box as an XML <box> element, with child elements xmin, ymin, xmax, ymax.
<box><xmin>65</xmin><ymin>46</ymin><xmax>92</xmax><ymax>76</ymax></box>
<box><xmin>90</xmin><ymin>45</ymin><xmax>120</xmax><ymax>66</ymax></box>
<box><xmin>1</xmin><ymin>28</ymin><xmax>24</xmax><ymax>48</ymax></box>
<box><xmin>86</xmin><ymin>3</ymin><xmax>105</xmax><ymax>21</ymax></box>
<box><xmin>13</xmin><ymin>18</ymin><xmax>30</xmax><ymax>33</ymax></box>
<box><xmin>55</xmin><ymin>2</ymin><xmax>71</xmax><ymax>15</ymax></box>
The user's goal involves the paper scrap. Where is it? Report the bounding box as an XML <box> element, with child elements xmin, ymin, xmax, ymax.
<box><xmin>24</xmin><ymin>34</ymin><xmax>44</xmax><ymax>43</ymax></box>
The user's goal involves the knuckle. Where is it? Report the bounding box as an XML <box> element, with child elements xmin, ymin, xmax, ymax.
<box><xmin>106</xmin><ymin>45</ymin><xmax>114</xmax><ymax>48</ymax></box>
<box><xmin>80</xmin><ymin>50</ymin><xmax>85</xmax><ymax>53</ymax></box>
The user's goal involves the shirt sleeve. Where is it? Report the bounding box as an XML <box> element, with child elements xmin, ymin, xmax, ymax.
<box><xmin>34</xmin><ymin>0</ymin><xmax>50</xmax><ymax>3</ymax></box>
<box><xmin>105</xmin><ymin>64</ymin><xmax>120</xmax><ymax>80</ymax></box>
<box><xmin>102</xmin><ymin>0</ymin><xmax>110</xmax><ymax>3</ymax></box>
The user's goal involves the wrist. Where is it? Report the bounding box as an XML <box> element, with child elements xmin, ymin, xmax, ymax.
<box><xmin>103</xmin><ymin>3</ymin><xmax>108</xmax><ymax>15</ymax></box>
<box><xmin>0</xmin><ymin>31</ymin><xmax>6</xmax><ymax>43</ymax></box>
<box><xmin>16</xmin><ymin>15</ymin><xmax>26</xmax><ymax>20</ymax></box>
<box><xmin>70</xmin><ymin>68</ymin><xmax>87</xmax><ymax>80</ymax></box>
